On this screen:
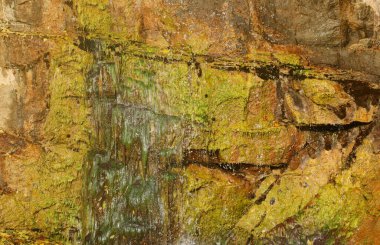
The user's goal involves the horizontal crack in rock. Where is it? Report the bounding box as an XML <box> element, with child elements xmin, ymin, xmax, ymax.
<box><xmin>296</xmin><ymin>121</ymin><xmax>372</xmax><ymax>132</ymax></box>
<box><xmin>183</xmin><ymin>149</ymin><xmax>288</xmax><ymax>171</ymax></box>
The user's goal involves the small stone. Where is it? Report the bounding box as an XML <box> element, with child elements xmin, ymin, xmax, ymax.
<box><xmin>270</xmin><ymin>198</ymin><xmax>276</xmax><ymax>205</ymax></box>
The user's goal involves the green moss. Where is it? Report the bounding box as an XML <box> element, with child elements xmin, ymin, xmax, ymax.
<box><xmin>246</xmin><ymin>51</ymin><xmax>273</xmax><ymax>63</ymax></box>
<box><xmin>238</xmin><ymin>174</ymin><xmax>322</xmax><ymax>237</ymax></box>
<box><xmin>273</xmin><ymin>52</ymin><xmax>301</xmax><ymax>66</ymax></box>
<box><xmin>74</xmin><ymin>0</ymin><xmax>112</xmax><ymax>36</ymax></box>
<box><xmin>203</xmin><ymin>66</ymin><xmax>256</xmax><ymax>115</ymax></box>
<box><xmin>237</xmin><ymin>149</ymin><xmax>342</xmax><ymax>237</ymax></box>
<box><xmin>183</xmin><ymin>165</ymin><xmax>252</xmax><ymax>243</ymax></box>
<box><xmin>0</xmin><ymin>230</ymin><xmax>64</xmax><ymax>244</ymax></box>
<box><xmin>297</xmin><ymin>172</ymin><xmax>368</xmax><ymax>239</ymax></box>
<box><xmin>119</xmin><ymin>56</ymin><xmax>207</xmax><ymax>121</ymax></box>
<box><xmin>114</xmin><ymin>54</ymin><xmax>295</xmax><ymax>164</ymax></box>
<box><xmin>295</xmin><ymin>138</ymin><xmax>380</xmax><ymax>240</ymax></box>
<box><xmin>35</xmin><ymin>43</ymin><xmax>93</xmax><ymax>235</ymax></box>
<box><xmin>292</xmin><ymin>68</ymin><xmax>327</xmax><ymax>79</ymax></box>
<box><xmin>160</xmin><ymin>14</ymin><xmax>178</xmax><ymax>33</ymax></box>
<box><xmin>117</xmin><ymin>56</ymin><xmax>259</xmax><ymax>125</ymax></box>
<box><xmin>0</xmin><ymin>42</ymin><xmax>93</xmax><ymax>241</ymax></box>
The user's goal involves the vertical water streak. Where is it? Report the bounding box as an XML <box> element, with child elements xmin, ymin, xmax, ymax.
<box><xmin>83</xmin><ymin>51</ymin><xmax>188</xmax><ymax>244</ymax></box>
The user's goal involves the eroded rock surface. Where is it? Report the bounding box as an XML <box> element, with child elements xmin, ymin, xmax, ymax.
<box><xmin>0</xmin><ymin>0</ymin><xmax>379</xmax><ymax>243</ymax></box>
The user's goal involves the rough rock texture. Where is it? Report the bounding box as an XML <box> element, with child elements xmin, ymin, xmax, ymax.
<box><xmin>0</xmin><ymin>0</ymin><xmax>379</xmax><ymax>244</ymax></box>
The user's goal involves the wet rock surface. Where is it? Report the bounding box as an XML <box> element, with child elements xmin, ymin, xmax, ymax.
<box><xmin>0</xmin><ymin>0</ymin><xmax>379</xmax><ymax>244</ymax></box>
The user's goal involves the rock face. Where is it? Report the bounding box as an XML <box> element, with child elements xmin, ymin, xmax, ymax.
<box><xmin>0</xmin><ymin>0</ymin><xmax>379</xmax><ymax>244</ymax></box>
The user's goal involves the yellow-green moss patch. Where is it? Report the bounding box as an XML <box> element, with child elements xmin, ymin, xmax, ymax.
<box><xmin>183</xmin><ymin>164</ymin><xmax>252</xmax><ymax>243</ymax></box>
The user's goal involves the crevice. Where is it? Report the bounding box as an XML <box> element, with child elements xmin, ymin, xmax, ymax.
<box><xmin>194</xmin><ymin>61</ymin><xmax>202</xmax><ymax>77</ymax></box>
<box><xmin>132</xmin><ymin>53</ymin><xmax>178</xmax><ymax>64</ymax></box>
<box><xmin>17</xmin><ymin>0</ymin><xmax>32</xmax><ymax>6</ymax></box>
<box><xmin>189</xmin><ymin>184</ymin><xmax>209</xmax><ymax>194</ymax></box>
<box><xmin>76</xmin><ymin>37</ymin><xmax>309</xmax><ymax>82</ymax></box>
<box><xmin>253</xmin><ymin>212</ymin><xmax>267</xmax><ymax>229</ymax></box>
<box><xmin>296</xmin><ymin>121</ymin><xmax>371</xmax><ymax>132</ymax></box>
<box><xmin>32</xmin><ymin>203</ymin><xmax>57</xmax><ymax>216</ymax></box>
<box><xmin>344</xmin><ymin>122</ymin><xmax>376</xmax><ymax>169</ymax></box>
<box><xmin>254</xmin><ymin>176</ymin><xmax>280</xmax><ymax>205</ymax></box>
<box><xmin>77</xmin><ymin>36</ymin><xmax>101</xmax><ymax>53</ymax></box>
<box><xmin>275</xmin><ymin>79</ymin><xmax>286</xmax><ymax>121</ymax></box>
<box><xmin>246</xmin><ymin>234</ymin><xmax>253</xmax><ymax>245</ymax></box>
<box><xmin>210</xmin><ymin>64</ymin><xmax>252</xmax><ymax>73</ymax></box>
<box><xmin>254</xmin><ymin>65</ymin><xmax>280</xmax><ymax>80</ymax></box>
<box><xmin>183</xmin><ymin>149</ymin><xmax>288</xmax><ymax>173</ymax></box>
<box><xmin>0</xmin><ymin>180</ymin><xmax>13</xmax><ymax>195</ymax></box>
<box><xmin>63</xmin><ymin>0</ymin><xmax>73</xmax><ymax>9</ymax></box>
<box><xmin>334</xmin><ymin>79</ymin><xmax>380</xmax><ymax>109</ymax></box>
<box><xmin>288</xmin><ymin>68</ymin><xmax>311</xmax><ymax>80</ymax></box>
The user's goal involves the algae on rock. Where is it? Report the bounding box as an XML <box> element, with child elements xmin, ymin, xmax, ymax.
<box><xmin>182</xmin><ymin>164</ymin><xmax>252</xmax><ymax>244</ymax></box>
<box><xmin>0</xmin><ymin>42</ymin><xmax>93</xmax><ymax>237</ymax></box>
